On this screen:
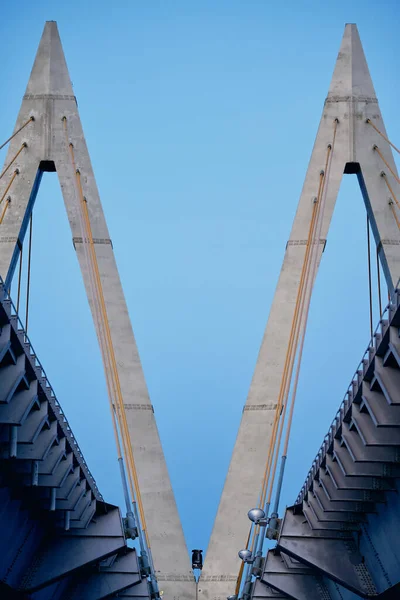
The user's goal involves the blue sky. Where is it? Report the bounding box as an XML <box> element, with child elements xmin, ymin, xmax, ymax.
<box><xmin>1</xmin><ymin>0</ymin><xmax>399</xmax><ymax>560</ymax></box>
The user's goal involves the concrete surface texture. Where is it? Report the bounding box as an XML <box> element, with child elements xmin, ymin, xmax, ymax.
<box><xmin>199</xmin><ymin>23</ymin><xmax>400</xmax><ymax>600</ymax></box>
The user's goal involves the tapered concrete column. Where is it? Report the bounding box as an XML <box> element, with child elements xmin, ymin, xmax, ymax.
<box><xmin>200</xmin><ymin>24</ymin><xmax>400</xmax><ymax>599</ymax></box>
<box><xmin>0</xmin><ymin>22</ymin><xmax>195</xmax><ymax>599</ymax></box>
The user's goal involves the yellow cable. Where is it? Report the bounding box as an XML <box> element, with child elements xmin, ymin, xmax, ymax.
<box><xmin>281</xmin><ymin>121</ymin><xmax>338</xmax><ymax>460</ymax></box>
<box><xmin>0</xmin><ymin>197</ymin><xmax>10</xmax><ymax>225</ymax></box>
<box><xmin>259</xmin><ymin>170</ymin><xmax>322</xmax><ymax>508</ymax></box>
<box><xmin>389</xmin><ymin>202</ymin><xmax>400</xmax><ymax>231</ymax></box>
<box><xmin>0</xmin><ymin>169</ymin><xmax>19</xmax><ymax>205</ymax></box>
<box><xmin>63</xmin><ymin>118</ymin><xmax>150</xmax><ymax>545</ymax></box>
<box><xmin>381</xmin><ymin>172</ymin><xmax>400</xmax><ymax>211</ymax></box>
<box><xmin>0</xmin><ymin>116</ymin><xmax>34</xmax><ymax>151</ymax></box>
<box><xmin>0</xmin><ymin>143</ymin><xmax>27</xmax><ymax>180</ymax></box>
<box><xmin>367</xmin><ymin>119</ymin><xmax>400</xmax><ymax>155</ymax></box>
<box><xmin>62</xmin><ymin>119</ymin><xmax>122</xmax><ymax>458</ymax></box>
<box><xmin>374</xmin><ymin>146</ymin><xmax>400</xmax><ymax>185</ymax></box>
<box><xmin>236</xmin><ymin>119</ymin><xmax>339</xmax><ymax>589</ymax></box>
<box><xmin>77</xmin><ymin>172</ymin><xmax>150</xmax><ymax>547</ymax></box>
<box><xmin>262</xmin><ymin>117</ymin><xmax>337</xmax><ymax>514</ymax></box>
<box><xmin>78</xmin><ymin>176</ymin><xmax>147</xmax><ymax>528</ymax></box>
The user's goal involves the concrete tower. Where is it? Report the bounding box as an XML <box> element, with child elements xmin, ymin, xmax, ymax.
<box><xmin>0</xmin><ymin>22</ymin><xmax>195</xmax><ymax>600</ymax></box>
<box><xmin>200</xmin><ymin>23</ymin><xmax>400</xmax><ymax>599</ymax></box>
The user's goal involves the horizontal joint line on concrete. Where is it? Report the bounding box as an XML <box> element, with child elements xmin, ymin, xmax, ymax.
<box><xmin>377</xmin><ymin>239</ymin><xmax>400</xmax><ymax>253</ymax></box>
<box><xmin>286</xmin><ymin>239</ymin><xmax>326</xmax><ymax>250</ymax></box>
<box><xmin>23</xmin><ymin>93</ymin><xmax>77</xmax><ymax>101</ymax></box>
<box><xmin>124</xmin><ymin>403</ymin><xmax>155</xmax><ymax>412</ymax></box>
<box><xmin>0</xmin><ymin>237</ymin><xmax>18</xmax><ymax>243</ymax></box>
<box><xmin>325</xmin><ymin>95</ymin><xmax>377</xmax><ymax>103</ymax></box>
<box><xmin>73</xmin><ymin>237</ymin><xmax>113</xmax><ymax>248</ymax></box>
<box><xmin>381</xmin><ymin>239</ymin><xmax>400</xmax><ymax>245</ymax></box>
<box><xmin>243</xmin><ymin>403</ymin><xmax>277</xmax><ymax>412</ymax></box>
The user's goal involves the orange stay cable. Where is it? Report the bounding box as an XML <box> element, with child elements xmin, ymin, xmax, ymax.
<box><xmin>78</xmin><ymin>179</ymin><xmax>145</xmax><ymax>526</ymax></box>
<box><xmin>63</xmin><ymin>119</ymin><xmax>150</xmax><ymax>548</ymax></box>
<box><xmin>0</xmin><ymin>169</ymin><xmax>19</xmax><ymax>205</ymax></box>
<box><xmin>262</xmin><ymin>167</ymin><xmax>325</xmax><ymax>506</ymax></box>
<box><xmin>258</xmin><ymin>175</ymin><xmax>322</xmax><ymax>510</ymax></box>
<box><xmin>0</xmin><ymin>117</ymin><xmax>34</xmax><ymax>151</ymax></box>
<box><xmin>389</xmin><ymin>201</ymin><xmax>400</xmax><ymax>231</ymax></box>
<box><xmin>263</xmin><ymin>119</ymin><xmax>338</xmax><ymax>509</ymax></box>
<box><xmin>236</xmin><ymin>166</ymin><xmax>324</xmax><ymax>591</ymax></box>
<box><xmin>62</xmin><ymin>119</ymin><xmax>122</xmax><ymax>460</ymax></box>
<box><xmin>367</xmin><ymin>119</ymin><xmax>400</xmax><ymax>155</ymax></box>
<box><xmin>76</xmin><ymin>171</ymin><xmax>150</xmax><ymax>546</ymax></box>
<box><xmin>232</xmin><ymin>125</ymin><xmax>337</xmax><ymax>588</ymax></box>
<box><xmin>381</xmin><ymin>172</ymin><xmax>400</xmax><ymax>212</ymax></box>
<box><xmin>374</xmin><ymin>146</ymin><xmax>400</xmax><ymax>185</ymax></box>
<box><xmin>281</xmin><ymin>120</ymin><xmax>339</xmax><ymax>458</ymax></box>
<box><xmin>0</xmin><ymin>143</ymin><xmax>27</xmax><ymax>180</ymax></box>
<box><xmin>0</xmin><ymin>197</ymin><xmax>11</xmax><ymax>225</ymax></box>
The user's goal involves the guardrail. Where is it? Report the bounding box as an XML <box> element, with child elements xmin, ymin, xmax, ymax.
<box><xmin>0</xmin><ymin>277</ymin><xmax>103</xmax><ymax>501</ymax></box>
<box><xmin>296</xmin><ymin>285</ymin><xmax>400</xmax><ymax>505</ymax></box>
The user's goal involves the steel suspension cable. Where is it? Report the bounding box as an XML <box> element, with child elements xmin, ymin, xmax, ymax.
<box><xmin>63</xmin><ymin>120</ymin><xmax>124</xmax><ymax>459</ymax></box>
<box><xmin>0</xmin><ymin>143</ymin><xmax>27</xmax><ymax>180</ymax></box>
<box><xmin>239</xmin><ymin>172</ymin><xmax>322</xmax><ymax>593</ymax></box>
<box><xmin>266</xmin><ymin>123</ymin><xmax>338</xmax><ymax>510</ymax></box>
<box><xmin>77</xmin><ymin>169</ymin><xmax>156</xmax><ymax>580</ymax></box>
<box><xmin>25</xmin><ymin>214</ymin><xmax>33</xmax><ymax>333</ymax></box>
<box><xmin>373</xmin><ymin>146</ymin><xmax>400</xmax><ymax>185</ymax></box>
<box><xmin>75</xmin><ymin>168</ymin><xmax>139</xmax><ymax>511</ymax></box>
<box><xmin>62</xmin><ymin>121</ymin><xmax>137</xmax><ymax>518</ymax></box>
<box><xmin>381</xmin><ymin>172</ymin><xmax>400</xmax><ymax>211</ymax></box>
<box><xmin>367</xmin><ymin>217</ymin><xmax>373</xmax><ymax>338</ymax></box>
<box><xmin>250</xmin><ymin>167</ymin><xmax>323</xmax><ymax>517</ymax></box>
<box><xmin>0</xmin><ymin>197</ymin><xmax>10</xmax><ymax>225</ymax></box>
<box><xmin>376</xmin><ymin>249</ymin><xmax>382</xmax><ymax>318</ymax></box>
<box><xmin>258</xmin><ymin>177</ymin><xmax>322</xmax><ymax>510</ymax></box>
<box><xmin>237</xmin><ymin>120</ymin><xmax>339</xmax><ymax>595</ymax></box>
<box><xmin>0</xmin><ymin>117</ymin><xmax>34</xmax><ymax>151</ymax></box>
<box><xmin>266</xmin><ymin>150</ymin><xmax>331</xmax><ymax>514</ymax></box>
<box><xmin>62</xmin><ymin>119</ymin><xmax>154</xmax><ymax>572</ymax></box>
<box><xmin>389</xmin><ymin>201</ymin><xmax>400</xmax><ymax>230</ymax></box>
<box><xmin>0</xmin><ymin>169</ymin><xmax>19</xmax><ymax>205</ymax></box>
<box><xmin>78</xmin><ymin>185</ymin><xmax>148</xmax><ymax>533</ymax></box>
<box><xmin>366</xmin><ymin>119</ymin><xmax>400</xmax><ymax>155</ymax></box>
<box><xmin>281</xmin><ymin>120</ymin><xmax>338</xmax><ymax>461</ymax></box>
<box><xmin>17</xmin><ymin>246</ymin><xmax>23</xmax><ymax>314</ymax></box>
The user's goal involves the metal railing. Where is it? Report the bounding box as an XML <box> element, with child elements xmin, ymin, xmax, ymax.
<box><xmin>0</xmin><ymin>277</ymin><xmax>103</xmax><ymax>501</ymax></box>
<box><xmin>296</xmin><ymin>286</ymin><xmax>400</xmax><ymax>505</ymax></box>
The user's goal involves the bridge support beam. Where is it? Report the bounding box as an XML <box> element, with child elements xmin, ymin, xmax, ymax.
<box><xmin>20</xmin><ymin>506</ymin><xmax>127</xmax><ymax>592</ymax></box>
<box><xmin>277</xmin><ymin>508</ymin><xmax>375</xmax><ymax>597</ymax></box>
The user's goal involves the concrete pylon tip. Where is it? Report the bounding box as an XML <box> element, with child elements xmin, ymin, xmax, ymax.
<box><xmin>25</xmin><ymin>19</ymin><xmax>73</xmax><ymax>98</ymax></box>
<box><xmin>328</xmin><ymin>21</ymin><xmax>376</xmax><ymax>100</ymax></box>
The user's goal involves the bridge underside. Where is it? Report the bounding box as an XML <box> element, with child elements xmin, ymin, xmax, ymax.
<box><xmin>0</xmin><ymin>280</ymin><xmax>150</xmax><ymax>599</ymax></box>
<box><xmin>253</xmin><ymin>290</ymin><xmax>400</xmax><ymax>599</ymax></box>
